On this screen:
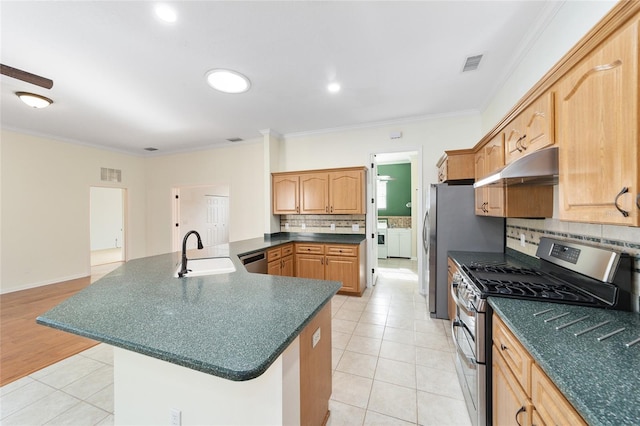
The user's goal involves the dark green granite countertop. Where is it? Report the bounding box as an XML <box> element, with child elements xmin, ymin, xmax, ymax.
<box><xmin>37</xmin><ymin>234</ymin><xmax>348</xmax><ymax>381</ymax></box>
<box><xmin>489</xmin><ymin>298</ymin><xmax>640</xmax><ymax>426</ymax></box>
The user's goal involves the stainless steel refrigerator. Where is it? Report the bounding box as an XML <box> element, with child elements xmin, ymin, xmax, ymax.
<box><xmin>423</xmin><ymin>183</ymin><xmax>504</xmax><ymax>319</ymax></box>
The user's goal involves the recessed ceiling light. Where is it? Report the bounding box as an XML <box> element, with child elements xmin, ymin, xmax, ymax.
<box><xmin>155</xmin><ymin>4</ymin><xmax>177</xmax><ymax>23</ymax></box>
<box><xmin>327</xmin><ymin>82</ymin><xmax>341</xmax><ymax>93</ymax></box>
<box><xmin>206</xmin><ymin>69</ymin><xmax>251</xmax><ymax>94</ymax></box>
<box><xmin>16</xmin><ymin>92</ymin><xmax>53</xmax><ymax>108</ymax></box>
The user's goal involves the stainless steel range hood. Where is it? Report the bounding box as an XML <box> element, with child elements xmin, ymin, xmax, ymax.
<box><xmin>474</xmin><ymin>146</ymin><xmax>558</xmax><ymax>188</ymax></box>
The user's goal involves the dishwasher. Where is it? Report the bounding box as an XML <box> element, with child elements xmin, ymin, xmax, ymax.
<box><xmin>238</xmin><ymin>251</ymin><xmax>267</xmax><ymax>274</ymax></box>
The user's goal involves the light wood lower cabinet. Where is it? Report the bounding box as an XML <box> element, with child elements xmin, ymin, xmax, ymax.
<box><xmin>267</xmin><ymin>244</ymin><xmax>294</xmax><ymax>277</ymax></box>
<box><xmin>295</xmin><ymin>242</ymin><xmax>365</xmax><ymax>296</ymax></box>
<box><xmin>447</xmin><ymin>258</ymin><xmax>457</xmax><ymax>321</ymax></box>
<box><xmin>493</xmin><ymin>314</ymin><xmax>586</xmax><ymax>426</ymax></box>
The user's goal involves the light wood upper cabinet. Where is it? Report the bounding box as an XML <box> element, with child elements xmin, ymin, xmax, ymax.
<box><xmin>556</xmin><ymin>20</ymin><xmax>639</xmax><ymax>226</ymax></box>
<box><xmin>272</xmin><ymin>175</ymin><xmax>299</xmax><ymax>214</ymax></box>
<box><xmin>475</xmin><ymin>133</ymin><xmax>506</xmax><ymax>216</ymax></box>
<box><xmin>300</xmin><ymin>173</ymin><xmax>329</xmax><ymax>214</ymax></box>
<box><xmin>437</xmin><ymin>149</ymin><xmax>475</xmax><ymax>183</ymax></box>
<box><xmin>328</xmin><ymin>170</ymin><xmax>364</xmax><ymax>214</ymax></box>
<box><xmin>272</xmin><ymin>167</ymin><xmax>366</xmax><ymax>215</ymax></box>
<box><xmin>505</xmin><ymin>92</ymin><xmax>555</xmax><ymax>164</ymax></box>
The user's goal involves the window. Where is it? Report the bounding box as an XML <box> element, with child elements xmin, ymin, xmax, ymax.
<box><xmin>377</xmin><ymin>180</ymin><xmax>387</xmax><ymax>209</ymax></box>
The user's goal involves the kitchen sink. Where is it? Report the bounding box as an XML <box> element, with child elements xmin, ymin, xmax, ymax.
<box><xmin>174</xmin><ymin>257</ymin><xmax>236</xmax><ymax>277</ymax></box>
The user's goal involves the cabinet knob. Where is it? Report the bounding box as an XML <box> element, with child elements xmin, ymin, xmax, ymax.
<box><xmin>500</xmin><ymin>343</ymin><xmax>508</xmax><ymax>351</ymax></box>
<box><xmin>636</xmin><ymin>193</ymin><xmax>639</xmax><ymax>210</ymax></box>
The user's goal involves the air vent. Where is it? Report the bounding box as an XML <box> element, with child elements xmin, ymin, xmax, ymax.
<box><xmin>144</xmin><ymin>147</ymin><xmax>158</xmax><ymax>151</ymax></box>
<box><xmin>226</xmin><ymin>137</ymin><xmax>243</xmax><ymax>142</ymax></box>
<box><xmin>462</xmin><ymin>54</ymin><xmax>483</xmax><ymax>72</ymax></box>
<box><xmin>100</xmin><ymin>167</ymin><xmax>122</xmax><ymax>183</ymax></box>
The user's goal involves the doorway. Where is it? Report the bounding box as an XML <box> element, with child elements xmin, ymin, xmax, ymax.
<box><xmin>90</xmin><ymin>187</ymin><xmax>126</xmax><ymax>266</ymax></box>
<box><xmin>368</xmin><ymin>150</ymin><xmax>422</xmax><ymax>292</ymax></box>
<box><xmin>172</xmin><ymin>185</ymin><xmax>230</xmax><ymax>252</ymax></box>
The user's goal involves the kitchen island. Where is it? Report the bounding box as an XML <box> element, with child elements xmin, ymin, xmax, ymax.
<box><xmin>37</xmin><ymin>235</ymin><xmax>345</xmax><ymax>425</ymax></box>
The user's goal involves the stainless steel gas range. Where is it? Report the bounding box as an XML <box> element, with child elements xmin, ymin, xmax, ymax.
<box><xmin>450</xmin><ymin>237</ymin><xmax>633</xmax><ymax>426</ymax></box>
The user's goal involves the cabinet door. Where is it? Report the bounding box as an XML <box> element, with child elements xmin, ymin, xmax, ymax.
<box><xmin>281</xmin><ymin>255</ymin><xmax>294</xmax><ymax>277</ymax></box>
<box><xmin>325</xmin><ymin>255</ymin><xmax>358</xmax><ymax>293</ymax></box>
<box><xmin>474</xmin><ymin>151</ymin><xmax>489</xmax><ymax>215</ymax></box>
<box><xmin>300</xmin><ymin>173</ymin><xmax>329</xmax><ymax>214</ymax></box>
<box><xmin>447</xmin><ymin>258</ymin><xmax>457</xmax><ymax>321</ymax></box>
<box><xmin>521</xmin><ymin>92</ymin><xmax>554</xmax><ymax>155</ymax></box>
<box><xmin>272</xmin><ymin>175</ymin><xmax>299</xmax><ymax>214</ymax></box>
<box><xmin>484</xmin><ymin>135</ymin><xmax>506</xmax><ymax>217</ymax></box>
<box><xmin>329</xmin><ymin>170</ymin><xmax>364</xmax><ymax>214</ymax></box>
<box><xmin>531</xmin><ymin>364</ymin><xmax>587</xmax><ymax>426</ymax></box>
<box><xmin>504</xmin><ymin>116</ymin><xmax>526</xmax><ymax>165</ymax></box>
<box><xmin>295</xmin><ymin>254</ymin><xmax>325</xmax><ymax>280</ymax></box>
<box><xmin>267</xmin><ymin>260</ymin><xmax>282</xmax><ymax>276</ymax></box>
<box><xmin>493</xmin><ymin>345</ymin><xmax>532</xmax><ymax>426</ymax></box>
<box><xmin>556</xmin><ymin>21</ymin><xmax>639</xmax><ymax>226</ymax></box>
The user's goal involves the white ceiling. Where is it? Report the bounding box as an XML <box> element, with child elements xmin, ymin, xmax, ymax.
<box><xmin>0</xmin><ymin>1</ymin><xmax>560</xmax><ymax>156</ymax></box>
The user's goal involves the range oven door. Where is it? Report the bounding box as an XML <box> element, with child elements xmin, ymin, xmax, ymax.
<box><xmin>452</xmin><ymin>319</ymin><xmax>482</xmax><ymax>426</ymax></box>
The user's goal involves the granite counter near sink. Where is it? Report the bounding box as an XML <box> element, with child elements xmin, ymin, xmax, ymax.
<box><xmin>489</xmin><ymin>297</ymin><xmax>640</xmax><ymax>426</ymax></box>
<box><xmin>37</xmin><ymin>235</ymin><xmax>347</xmax><ymax>381</ymax></box>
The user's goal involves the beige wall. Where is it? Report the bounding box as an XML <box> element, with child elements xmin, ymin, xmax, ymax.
<box><xmin>279</xmin><ymin>113</ymin><xmax>482</xmax><ymax>189</ymax></box>
<box><xmin>0</xmin><ymin>130</ymin><xmax>147</xmax><ymax>293</ymax></box>
<box><xmin>143</xmin><ymin>140</ymin><xmax>264</xmax><ymax>256</ymax></box>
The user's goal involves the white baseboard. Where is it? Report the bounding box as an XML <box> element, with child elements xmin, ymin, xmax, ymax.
<box><xmin>0</xmin><ymin>272</ymin><xmax>89</xmax><ymax>295</ymax></box>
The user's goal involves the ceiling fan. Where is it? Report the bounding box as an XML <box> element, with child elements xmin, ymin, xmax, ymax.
<box><xmin>1</xmin><ymin>64</ymin><xmax>53</xmax><ymax>89</ymax></box>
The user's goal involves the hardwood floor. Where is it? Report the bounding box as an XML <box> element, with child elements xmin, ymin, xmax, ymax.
<box><xmin>1</xmin><ymin>263</ymin><xmax>122</xmax><ymax>386</ymax></box>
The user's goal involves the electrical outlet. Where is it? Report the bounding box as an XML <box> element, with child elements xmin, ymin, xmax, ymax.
<box><xmin>301</xmin><ymin>223</ymin><xmax>306</xmax><ymax>230</ymax></box>
<box><xmin>312</xmin><ymin>327</ymin><xmax>321</xmax><ymax>348</ymax></box>
<box><xmin>520</xmin><ymin>233</ymin><xmax>526</xmax><ymax>247</ymax></box>
<box><xmin>330</xmin><ymin>224</ymin><xmax>335</xmax><ymax>231</ymax></box>
<box><xmin>352</xmin><ymin>224</ymin><xmax>359</xmax><ymax>232</ymax></box>
<box><xmin>284</xmin><ymin>223</ymin><xmax>290</xmax><ymax>230</ymax></box>
<box><xmin>170</xmin><ymin>408</ymin><xmax>181</xmax><ymax>426</ymax></box>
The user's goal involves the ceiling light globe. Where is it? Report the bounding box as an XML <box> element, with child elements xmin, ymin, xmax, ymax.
<box><xmin>155</xmin><ymin>4</ymin><xmax>177</xmax><ymax>23</ymax></box>
<box><xmin>206</xmin><ymin>69</ymin><xmax>251</xmax><ymax>94</ymax></box>
<box><xmin>327</xmin><ymin>82</ymin><xmax>341</xmax><ymax>93</ymax></box>
<box><xmin>16</xmin><ymin>92</ymin><xmax>53</xmax><ymax>108</ymax></box>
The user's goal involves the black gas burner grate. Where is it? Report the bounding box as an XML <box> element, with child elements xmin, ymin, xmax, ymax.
<box><xmin>475</xmin><ymin>278</ymin><xmax>596</xmax><ymax>303</ymax></box>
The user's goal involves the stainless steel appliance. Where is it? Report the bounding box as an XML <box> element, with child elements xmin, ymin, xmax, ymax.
<box><xmin>239</xmin><ymin>250</ymin><xmax>267</xmax><ymax>274</ymax></box>
<box><xmin>450</xmin><ymin>237</ymin><xmax>633</xmax><ymax>426</ymax></box>
<box><xmin>423</xmin><ymin>183</ymin><xmax>504</xmax><ymax>318</ymax></box>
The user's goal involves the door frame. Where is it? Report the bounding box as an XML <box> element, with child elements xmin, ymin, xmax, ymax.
<box><xmin>89</xmin><ymin>186</ymin><xmax>127</xmax><ymax>266</ymax></box>
<box><xmin>367</xmin><ymin>147</ymin><xmax>423</xmax><ymax>291</ymax></box>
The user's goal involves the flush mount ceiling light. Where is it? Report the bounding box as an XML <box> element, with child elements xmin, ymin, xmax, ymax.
<box><xmin>327</xmin><ymin>82</ymin><xmax>341</xmax><ymax>93</ymax></box>
<box><xmin>16</xmin><ymin>92</ymin><xmax>53</xmax><ymax>108</ymax></box>
<box><xmin>206</xmin><ymin>69</ymin><xmax>251</xmax><ymax>94</ymax></box>
<box><xmin>155</xmin><ymin>4</ymin><xmax>177</xmax><ymax>23</ymax></box>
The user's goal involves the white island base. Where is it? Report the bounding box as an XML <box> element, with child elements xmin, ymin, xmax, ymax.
<box><xmin>114</xmin><ymin>340</ymin><xmax>300</xmax><ymax>425</ymax></box>
<box><xmin>113</xmin><ymin>302</ymin><xmax>332</xmax><ymax>425</ymax></box>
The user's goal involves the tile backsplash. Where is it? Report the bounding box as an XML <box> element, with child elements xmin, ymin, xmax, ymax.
<box><xmin>507</xmin><ymin>218</ymin><xmax>640</xmax><ymax>312</ymax></box>
<box><xmin>279</xmin><ymin>214</ymin><xmax>366</xmax><ymax>234</ymax></box>
<box><xmin>378</xmin><ymin>216</ymin><xmax>412</xmax><ymax>228</ymax></box>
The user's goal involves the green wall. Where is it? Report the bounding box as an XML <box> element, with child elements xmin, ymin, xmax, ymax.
<box><xmin>378</xmin><ymin>163</ymin><xmax>411</xmax><ymax>216</ymax></box>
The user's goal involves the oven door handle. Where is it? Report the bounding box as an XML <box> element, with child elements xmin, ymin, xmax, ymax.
<box><xmin>451</xmin><ymin>320</ymin><xmax>477</xmax><ymax>370</ymax></box>
<box><xmin>450</xmin><ymin>281</ymin><xmax>475</xmax><ymax>318</ymax></box>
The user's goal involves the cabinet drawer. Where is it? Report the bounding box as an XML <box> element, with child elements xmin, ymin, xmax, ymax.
<box><xmin>325</xmin><ymin>244</ymin><xmax>357</xmax><ymax>257</ymax></box>
<box><xmin>493</xmin><ymin>315</ymin><xmax>533</xmax><ymax>393</ymax></box>
<box><xmin>296</xmin><ymin>243</ymin><xmax>325</xmax><ymax>255</ymax></box>
<box><xmin>267</xmin><ymin>247</ymin><xmax>282</xmax><ymax>262</ymax></box>
<box><xmin>531</xmin><ymin>364</ymin><xmax>587</xmax><ymax>426</ymax></box>
<box><xmin>281</xmin><ymin>244</ymin><xmax>294</xmax><ymax>257</ymax></box>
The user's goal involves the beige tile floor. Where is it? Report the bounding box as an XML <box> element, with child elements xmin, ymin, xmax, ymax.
<box><xmin>0</xmin><ymin>258</ymin><xmax>470</xmax><ymax>425</ymax></box>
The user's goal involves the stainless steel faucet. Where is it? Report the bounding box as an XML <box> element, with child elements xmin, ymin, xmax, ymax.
<box><xmin>178</xmin><ymin>230</ymin><xmax>204</xmax><ymax>277</ymax></box>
